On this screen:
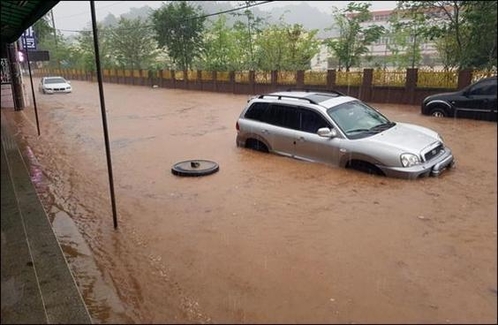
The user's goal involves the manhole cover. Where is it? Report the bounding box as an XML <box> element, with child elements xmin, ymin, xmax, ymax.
<box><xmin>171</xmin><ymin>160</ymin><xmax>219</xmax><ymax>177</ymax></box>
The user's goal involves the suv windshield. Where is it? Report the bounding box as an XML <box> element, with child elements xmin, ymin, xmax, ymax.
<box><xmin>327</xmin><ymin>100</ymin><xmax>394</xmax><ymax>139</ymax></box>
<box><xmin>45</xmin><ymin>78</ymin><xmax>66</xmax><ymax>84</ymax></box>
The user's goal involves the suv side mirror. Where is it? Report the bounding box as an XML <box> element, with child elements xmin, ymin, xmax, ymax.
<box><xmin>317</xmin><ymin>127</ymin><xmax>337</xmax><ymax>138</ymax></box>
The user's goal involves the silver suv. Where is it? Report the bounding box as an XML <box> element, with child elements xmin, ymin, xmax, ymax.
<box><xmin>236</xmin><ymin>90</ymin><xmax>455</xmax><ymax>179</ymax></box>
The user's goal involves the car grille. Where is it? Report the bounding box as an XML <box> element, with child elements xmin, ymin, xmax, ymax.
<box><xmin>424</xmin><ymin>143</ymin><xmax>444</xmax><ymax>161</ymax></box>
<box><xmin>53</xmin><ymin>88</ymin><xmax>66</xmax><ymax>91</ymax></box>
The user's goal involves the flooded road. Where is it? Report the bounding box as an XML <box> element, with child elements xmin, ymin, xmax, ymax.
<box><xmin>2</xmin><ymin>78</ymin><xmax>496</xmax><ymax>323</ymax></box>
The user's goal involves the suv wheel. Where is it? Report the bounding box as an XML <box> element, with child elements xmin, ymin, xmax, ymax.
<box><xmin>347</xmin><ymin>160</ymin><xmax>385</xmax><ymax>176</ymax></box>
<box><xmin>430</xmin><ymin>107</ymin><xmax>447</xmax><ymax>118</ymax></box>
<box><xmin>246</xmin><ymin>139</ymin><xmax>269</xmax><ymax>153</ymax></box>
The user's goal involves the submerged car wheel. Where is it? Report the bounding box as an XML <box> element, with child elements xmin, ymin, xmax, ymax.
<box><xmin>347</xmin><ymin>160</ymin><xmax>385</xmax><ymax>176</ymax></box>
<box><xmin>246</xmin><ymin>139</ymin><xmax>269</xmax><ymax>153</ymax></box>
<box><xmin>430</xmin><ymin>107</ymin><xmax>447</xmax><ymax>118</ymax></box>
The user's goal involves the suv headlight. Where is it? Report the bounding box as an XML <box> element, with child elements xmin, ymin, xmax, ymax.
<box><xmin>401</xmin><ymin>153</ymin><xmax>421</xmax><ymax>167</ymax></box>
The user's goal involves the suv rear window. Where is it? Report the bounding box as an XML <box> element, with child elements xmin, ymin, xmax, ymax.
<box><xmin>245</xmin><ymin>102</ymin><xmax>269</xmax><ymax>121</ymax></box>
<box><xmin>245</xmin><ymin>101</ymin><xmax>330</xmax><ymax>133</ymax></box>
<box><xmin>262</xmin><ymin>104</ymin><xmax>300</xmax><ymax>129</ymax></box>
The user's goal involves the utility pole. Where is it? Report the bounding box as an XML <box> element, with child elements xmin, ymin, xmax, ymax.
<box><xmin>50</xmin><ymin>10</ymin><xmax>61</xmax><ymax>69</ymax></box>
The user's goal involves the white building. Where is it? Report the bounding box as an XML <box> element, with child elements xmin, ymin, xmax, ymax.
<box><xmin>310</xmin><ymin>9</ymin><xmax>441</xmax><ymax>70</ymax></box>
<box><xmin>309</xmin><ymin>43</ymin><xmax>330</xmax><ymax>71</ymax></box>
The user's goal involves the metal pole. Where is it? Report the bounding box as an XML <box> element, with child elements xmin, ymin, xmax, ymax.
<box><xmin>90</xmin><ymin>0</ymin><xmax>118</xmax><ymax>229</ymax></box>
<box><xmin>22</xmin><ymin>33</ymin><xmax>41</xmax><ymax>136</ymax></box>
<box><xmin>50</xmin><ymin>10</ymin><xmax>61</xmax><ymax>70</ymax></box>
<box><xmin>6</xmin><ymin>44</ymin><xmax>19</xmax><ymax>111</ymax></box>
<box><xmin>7</xmin><ymin>43</ymin><xmax>23</xmax><ymax>110</ymax></box>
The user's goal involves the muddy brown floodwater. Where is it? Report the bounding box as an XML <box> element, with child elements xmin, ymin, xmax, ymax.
<box><xmin>2</xmin><ymin>78</ymin><xmax>496</xmax><ymax>324</ymax></box>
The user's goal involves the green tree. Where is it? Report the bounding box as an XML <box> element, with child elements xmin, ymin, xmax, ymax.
<box><xmin>254</xmin><ymin>17</ymin><xmax>320</xmax><ymax>70</ymax></box>
<box><xmin>75</xmin><ymin>24</ymin><xmax>115</xmax><ymax>71</ymax></box>
<box><xmin>387</xmin><ymin>9</ymin><xmax>427</xmax><ymax>68</ymax></box>
<box><xmin>109</xmin><ymin>17</ymin><xmax>159</xmax><ymax>69</ymax></box>
<box><xmin>433</xmin><ymin>33</ymin><xmax>459</xmax><ymax>69</ymax></box>
<box><xmin>31</xmin><ymin>12</ymin><xmax>73</xmax><ymax>70</ymax></box>
<box><xmin>32</xmin><ymin>13</ymin><xmax>54</xmax><ymax>42</ymax></box>
<box><xmin>200</xmin><ymin>15</ymin><xmax>238</xmax><ymax>71</ymax></box>
<box><xmin>283</xmin><ymin>24</ymin><xmax>321</xmax><ymax>70</ymax></box>
<box><xmin>36</xmin><ymin>35</ymin><xmax>72</xmax><ymax>68</ymax></box>
<box><xmin>151</xmin><ymin>1</ymin><xmax>206</xmax><ymax>70</ymax></box>
<box><xmin>397</xmin><ymin>1</ymin><xmax>497</xmax><ymax>69</ymax></box>
<box><xmin>30</xmin><ymin>12</ymin><xmax>68</xmax><ymax>68</ymax></box>
<box><xmin>325</xmin><ymin>2</ymin><xmax>385</xmax><ymax>71</ymax></box>
<box><xmin>254</xmin><ymin>23</ymin><xmax>287</xmax><ymax>70</ymax></box>
<box><xmin>231</xmin><ymin>1</ymin><xmax>267</xmax><ymax>70</ymax></box>
<box><xmin>460</xmin><ymin>1</ymin><xmax>497</xmax><ymax>69</ymax></box>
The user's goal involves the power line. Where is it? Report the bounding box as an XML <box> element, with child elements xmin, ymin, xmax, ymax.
<box><xmin>195</xmin><ymin>0</ymin><xmax>273</xmax><ymax>20</ymax></box>
<box><xmin>56</xmin><ymin>1</ymin><xmax>273</xmax><ymax>33</ymax></box>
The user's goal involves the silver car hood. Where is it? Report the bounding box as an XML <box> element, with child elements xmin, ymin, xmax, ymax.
<box><xmin>366</xmin><ymin>122</ymin><xmax>440</xmax><ymax>153</ymax></box>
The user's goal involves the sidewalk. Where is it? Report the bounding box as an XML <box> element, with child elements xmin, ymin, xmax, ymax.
<box><xmin>1</xmin><ymin>112</ymin><xmax>92</xmax><ymax>324</ymax></box>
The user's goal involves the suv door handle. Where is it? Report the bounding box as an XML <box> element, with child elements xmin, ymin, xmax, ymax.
<box><xmin>298</xmin><ymin>136</ymin><xmax>305</xmax><ymax>142</ymax></box>
<box><xmin>261</xmin><ymin>129</ymin><xmax>269</xmax><ymax>134</ymax></box>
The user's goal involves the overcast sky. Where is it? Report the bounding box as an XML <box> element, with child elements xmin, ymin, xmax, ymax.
<box><xmin>51</xmin><ymin>1</ymin><xmax>397</xmax><ymax>33</ymax></box>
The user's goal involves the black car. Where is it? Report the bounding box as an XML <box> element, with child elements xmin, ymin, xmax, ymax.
<box><xmin>421</xmin><ymin>76</ymin><xmax>497</xmax><ymax>121</ymax></box>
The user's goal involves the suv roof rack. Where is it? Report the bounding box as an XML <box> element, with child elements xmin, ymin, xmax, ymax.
<box><xmin>257</xmin><ymin>94</ymin><xmax>319</xmax><ymax>105</ymax></box>
<box><xmin>285</xmin><ymin>88</ymin><xmax>345</xmax><ymax>97</ymax></box>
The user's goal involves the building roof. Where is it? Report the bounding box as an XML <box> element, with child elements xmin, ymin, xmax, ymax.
<box><xmin>1</xmin><ymin>0</ymin><xmax>59</xmax><ymax>45</ymax></box>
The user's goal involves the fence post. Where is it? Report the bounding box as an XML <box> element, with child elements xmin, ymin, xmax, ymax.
<box><xmin>457</xmin><ymin>69</ymin><xmax>472</xmax><ymax>90</ymax></box>
<box><xmin>184</xmin><ymin>69</ymin><xmax>188</xmax><ymax>90</ymax></box>
<box><xmin>197</xmin><ymin>70</ymin><xmax>202</xmax><ymax>90</ymax></box>
<box><xmin>405</xmin><ymin>68</ymin><xmax>418</xmax><ymax>105</ymax></box>
<box><xmin>249</xmin><ymin>70</ymin><xmax>255</xmax><ymax>94</ymax></box>
<box><xmin>327</xmin><ymin>69</ymin><xmax>336</xmax><ymax>90</ymax></box>
<box><xmin>361</xmin><ymin>68</ymin><xmax>373</xmax><ymax>102</ymax></box>
<box><xmin>230</xmin><ymin>71</ymin><xmax>235</xmax><ymax>93</ymax></box>
<box><xmin>297</xmin><ymin>70</ymin><xmax>304</xmax><ymax>89</ymax></box>
<box><xmin>213</xmin><ymin>71</ymin><xmax>217</xmax><ymax>92</ymax></box>
<box><xmin>271</xmin><ymin>70</ymin><xmax>278</xmax><ymax>90</ymax></box>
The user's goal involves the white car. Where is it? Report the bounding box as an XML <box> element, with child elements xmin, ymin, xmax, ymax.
<box><xmin>39</xmin><ymin>76</ymin><xmax>72</xmax><ymax>94</ymax></box>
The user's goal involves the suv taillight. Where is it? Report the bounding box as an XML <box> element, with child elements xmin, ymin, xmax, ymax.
<box><xmin>236</xmin><ymin>121</ymin><xmax>240</xmax><ymax>131</ymax></box>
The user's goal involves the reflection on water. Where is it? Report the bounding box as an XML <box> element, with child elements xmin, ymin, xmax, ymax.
<box><xmin>53</xmin><ymin>209</ymin><xmax>131</xmax><ymax>324</ymax></box>
<box><xmin>25</xmin><ymin>145</ymin><xmax>43</xmax><ymax>186</ymax></box>
<box><xmin>2</xmin><ymin>79</ymin><xmax>496</xmax><ymax>324</ymax></box>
